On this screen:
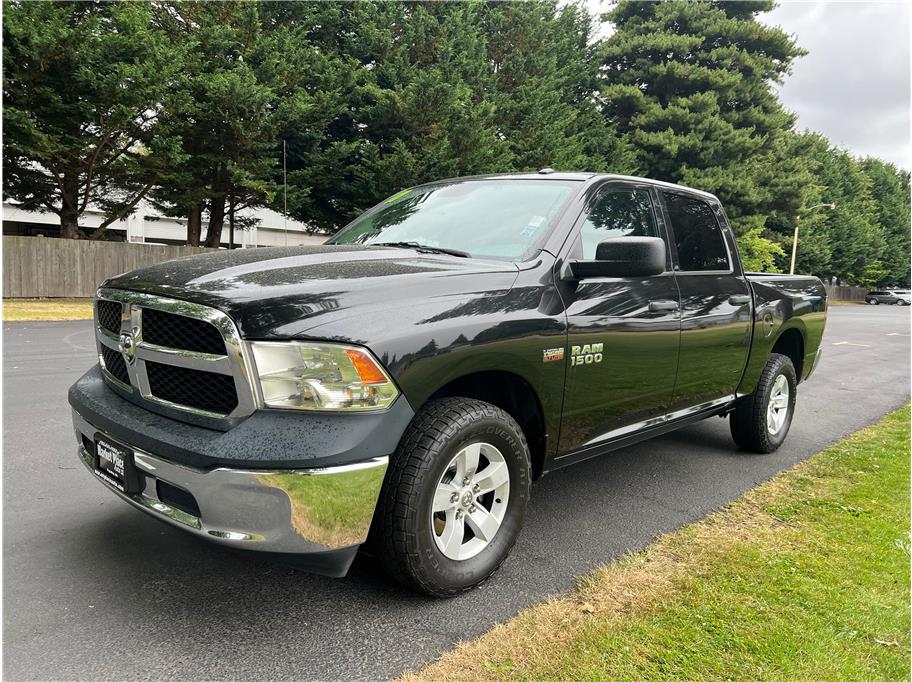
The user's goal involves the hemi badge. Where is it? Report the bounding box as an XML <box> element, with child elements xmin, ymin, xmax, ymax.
<box><xmin>542</xmin><ymin>347</ymin><xmax>565</xmax><ymax>363</ymax></box>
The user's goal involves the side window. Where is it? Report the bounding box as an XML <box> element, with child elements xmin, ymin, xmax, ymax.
<box><xmin>662</xmin><ymin>192</ymin><xmax>730</xmax><ymax>272</ymax></box>
<box><xmin>579</xmin><ymin>187</ymin><xmax>658</xmax><ymax>259</ymax></box>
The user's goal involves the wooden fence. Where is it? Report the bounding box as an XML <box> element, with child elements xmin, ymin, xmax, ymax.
<box><xmin>3</xmin><ymin>236</ymin><xmax>217</xmax><ymax>298</ymax></box>
<box><xmin>824</xmin><ymin>284</ymin><xmax>868</xmax><ymax>302</ymax></box>
<box><xmin>1</xmin><ymin>235</ymin><xmax>877</xmax><ymax>302</ymax></box>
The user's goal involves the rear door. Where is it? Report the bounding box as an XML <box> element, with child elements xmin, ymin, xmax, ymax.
<box><xmin>659</xmin><ymin>190</ymin><xmax>752</xmax><ymax>411</ymax></box>
<box><xmin>556</xmin><ymin>182</ymin><xmax>681</xmax><ymax>453</ymax></box>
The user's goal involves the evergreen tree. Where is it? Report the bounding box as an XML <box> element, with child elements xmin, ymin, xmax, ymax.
<box><xmin>284</xmin><ymin>0</ymin><xmax>511</xmax><ymax>232</ymax></box>
<box><xmin>600</xmin><ymin>0</ymin><xmax>811</xmax><ymax>270</ymax></box>
<box><xmin>282</xmin><ymin>0</ymin><xmax>634</xmax><ymax>232</ymax></box>
<box><xmin>3</xmin><ymin>0</ymin><xmax>184</xmax><ymax>239</ymax></box>
<box><xmin>859</xmin><ymin>157</ymin><xmax>911</xmax><ymax>286</ymax></box>
<box><xmin>149</xmin><ymin>1</ymin><xmax>353</xmax><ymax>246</ymax></box>
<box><xmin>486</xmin><ymin>1</ymin><xmax>636</xmax><ymax>174</ymax></box>
<box><xmin>796</xmin><ymin>133</ymin><xmax>885</xmax><ymax>284</ymax></box>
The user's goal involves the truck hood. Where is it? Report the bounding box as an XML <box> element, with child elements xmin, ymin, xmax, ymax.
<box><xmin>103</xmin><ymin>245</ymin><xmax>519</xmax><ymax>339</ymax></box>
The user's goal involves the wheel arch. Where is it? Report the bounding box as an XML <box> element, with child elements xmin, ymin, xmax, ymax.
<box><xmin>426</xmin><ymin>370</ymin><xmax>548</xmax><ymax>479</ymax></box>
<box><xmin>771</xmin><ymin>325</ymin><xmax>805</xmax><ymax>380</ymax></box>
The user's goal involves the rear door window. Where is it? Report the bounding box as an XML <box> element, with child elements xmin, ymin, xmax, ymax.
<box><xmin>662</xmin><ymin>192</ymin><xmax>730</xmax><ymax>272</ymax></box>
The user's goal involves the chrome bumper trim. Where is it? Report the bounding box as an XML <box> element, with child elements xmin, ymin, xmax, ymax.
<box><xmin>806</xmin><ymin>346</ymin><xmax>823</xmax><ymax>380</ymax></box>
<box><xmin>73</xmin><ymin>410</ymin><xmax>388</xmax><ymax>553</ymax></box>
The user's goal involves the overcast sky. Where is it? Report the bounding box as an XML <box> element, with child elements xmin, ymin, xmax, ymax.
<box><xmin>762</xmin><ymin>1</ymin><xmax>910</xmax><ymax>169</ymax></box>
<box><xmin>591</xmin><ymin>1</ymin><xmax>911</xmax><ymax>170</ymax></box>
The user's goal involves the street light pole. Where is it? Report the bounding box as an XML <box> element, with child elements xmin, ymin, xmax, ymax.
<box><xmin>790</xmin><ymin>203</ymin><xmax>836</xmax><ymax>275</ymax></box>
<box><xmin>789</xmin><ymin>219</ymin><xmax>800</xmax><ymax>275</ymax></box>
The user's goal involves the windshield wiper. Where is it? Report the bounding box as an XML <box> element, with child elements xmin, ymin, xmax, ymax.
<box><xmin>373</xmin><ymin>241</ymin><xmax>470</xmax><ymax>258</ymax></box>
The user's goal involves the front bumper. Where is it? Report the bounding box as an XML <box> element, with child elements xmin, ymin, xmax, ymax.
<box><xmin>72</xmin><ymin>409</ymin><xmax>388</xmax><ymax>577</ymax></box>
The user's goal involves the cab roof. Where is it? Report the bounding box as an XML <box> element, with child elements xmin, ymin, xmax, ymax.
<box><xmin>421</xmin><ymin>170</ymin><xmax>719</xmax><ymax>202</ymax></box>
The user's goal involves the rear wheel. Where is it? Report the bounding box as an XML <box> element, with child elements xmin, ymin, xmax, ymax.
<box><xmin>730</xmin><ymin>353</ymin><xmax>797</xmax><ymax>453</ymax></box>
<box><xmin>372</xmin><ymin>398</ymin><xmax>531</xmax><ymax>597</ymax></box>
<box><xmin>868</xmin><ymin>298</ymin><xmax>879</xmax><ymax>305</ymax></box>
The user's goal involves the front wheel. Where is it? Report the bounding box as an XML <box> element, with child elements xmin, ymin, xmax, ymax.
<box><xmin>730</xmin><ymin>353</ymin><xmax>797</xmax><ymax>453</ymax></box>
<box><xmin>372</xmin><ymin>398</ymin><xmax>531</xmax><ymax>597</ymax></box>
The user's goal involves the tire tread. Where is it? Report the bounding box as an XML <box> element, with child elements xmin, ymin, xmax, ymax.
<box><xmin>373</xmin><ymin>397</ymin><xmax>529</xmax><ymax>597</ymax></box>
<box><xmin>730</xmin><ymin>353</ymin><xmax>796</xmax><ymax>453</ymax></box>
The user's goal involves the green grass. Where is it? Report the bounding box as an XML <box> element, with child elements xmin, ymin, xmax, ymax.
<box><xmin>3</xmin><ymin>298</ymin><xmax>94</xmax><ymax>320</ymax></box>
<box><xmin>407</xmin><ymin>406</ymin><xmax>911</xmax><ymax>681</ymax></box>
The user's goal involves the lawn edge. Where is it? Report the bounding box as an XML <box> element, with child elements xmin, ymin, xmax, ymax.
<box><xmin>401</xmin><ymin>405</ymin><xmax>911</xmax><ymax>681</ymax></box>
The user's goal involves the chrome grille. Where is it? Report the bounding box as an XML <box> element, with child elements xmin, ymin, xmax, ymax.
<box><xmin>100</xmin><ymin>344</ymin><xmax>130</xmax><ymax>385</ymax></box>
<box><xmin>93</xmin><ymin>288</ymin><xmax>256</xmax><ymax>420</ymax></box>
<box><xmin>142</xmin><ymin>308</ymin><xmax>226</xmax><ymax>355</ymax></box>
<box><xmin>96</xmin><ymin>300</ymin><xmax>123</xmax><ymax>334</ymax></box>
<box><xmin>146</xmin><ymin>361</ymin><xmax>239</xmax><ymax>415</ymax></box>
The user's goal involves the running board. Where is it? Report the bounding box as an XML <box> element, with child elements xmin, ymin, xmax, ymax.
<box><xmin>545</xmin><ymin>395</ymin><xmax>736</xmax><ymax>473</ymax></box>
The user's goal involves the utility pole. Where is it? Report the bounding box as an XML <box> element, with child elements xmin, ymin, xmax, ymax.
<box><xmin>790</xmin><ymin>203</ymin><xmax>836</xmax><ymax>275</ymax></box>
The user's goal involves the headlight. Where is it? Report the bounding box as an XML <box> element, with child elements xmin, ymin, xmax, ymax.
<box><xmin>249</xmin><ymin>341</ymin><xmax>399</xmax><ymax>411</ymax></box>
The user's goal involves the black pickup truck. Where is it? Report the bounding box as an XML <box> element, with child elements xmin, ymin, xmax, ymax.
<box><xmin>69</xmin><ymin>172</ymin><xmax>827</xmax><ymax>596</ymax></box>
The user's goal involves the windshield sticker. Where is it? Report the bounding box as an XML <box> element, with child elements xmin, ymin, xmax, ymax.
<box><xmin>528</xmin><ymin>215</ymin><xmax>545</xmax><ymax>227</ymax></box>
<box><xmin>520</xmin><ymin>226</ymin><xmax>537</xmax><ymax>237</ymax></box>
<box><xmin>384</xmin><ymin>189</ymin><xmax>413</xmax><ymax>204</ymax></box>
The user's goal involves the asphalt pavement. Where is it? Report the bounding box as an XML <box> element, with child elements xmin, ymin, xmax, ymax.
<box><xmin>3</xmin><ymin>305</ymin><xmax>909</xmax><ymax>681</ymax></box>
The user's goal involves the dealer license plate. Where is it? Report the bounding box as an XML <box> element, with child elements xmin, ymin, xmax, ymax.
<box><xmin>94</xmin><ymin>437</ymin><xmax>140</xmax><ymax>494</ymax></box>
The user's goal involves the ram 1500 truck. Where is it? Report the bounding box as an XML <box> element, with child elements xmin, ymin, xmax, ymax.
<box><xmin>69</xmin><ymin>172</ymin><xmax>827</xmax><ymax>596</ymax></box>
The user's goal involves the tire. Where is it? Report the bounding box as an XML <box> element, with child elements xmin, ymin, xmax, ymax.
<box><xmin>372</xmin><ymin>397</ymin><xmax>531</xmax><ymax>597</ymax></box>
<box><xmin>868</xmin><ymin>298</ymin><xmax>879</xmax><ymax>305</ymax></box>
<box><xmin>729</xmin><ymin>353</ymin><xmax>797</xmax><ymax>454</ymax></box>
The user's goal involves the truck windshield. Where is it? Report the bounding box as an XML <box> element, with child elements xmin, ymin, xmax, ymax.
<box><xmin>330</xmin><ymin>179</ymin><xmax>580</xmax><ymax>260</ymax></box>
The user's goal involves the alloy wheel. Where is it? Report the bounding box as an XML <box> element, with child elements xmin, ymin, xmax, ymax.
<box><xmin>431</xmin><ymin>442</ymin><xmax>510</xmax><ymax>560</ymax></box>
<box><xmin>766</xmin><ymin>374</ymin><xmax>790</xmax><ymax>435</ymax></box>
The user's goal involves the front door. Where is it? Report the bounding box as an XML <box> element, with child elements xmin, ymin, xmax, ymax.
<box><xmin>556</xmin><ymin>183</ymin><xmax>681</xmax><ymax>454</ymax></box>
<box><xmin>658</xmin><ymin>190</ymin><xmax>752</xmax><ymax>411</ymax></box>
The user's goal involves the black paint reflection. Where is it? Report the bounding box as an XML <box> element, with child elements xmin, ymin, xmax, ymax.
<box><xmin>671</xmin><ymin>274</ymin><xmax>752</xmax><ymax>409</ymax></box>
<box><xmin>558</xmin><ymin>273</ymin><xmax>681</xmax><ymax>451</ymax></box>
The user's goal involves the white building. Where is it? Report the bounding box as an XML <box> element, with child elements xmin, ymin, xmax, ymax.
<box><xmin>2</xmin><ymin>200</ymin><xmax>328</xmax><ymax>248</ymax></box>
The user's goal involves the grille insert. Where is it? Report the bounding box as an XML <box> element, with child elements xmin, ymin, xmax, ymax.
<box><xmin>97</xmin><ymin>300</ymin><xmax>123</xmax><ymax>334</ymax></box>
<box><xmin>100</xmin><ymin>345</ymin><xmax>130</xmax><ymax>385</ymax></box>
<box><xmin>142</xmin><ymin>308</ymin><xmax>226</xmax><ymax>355</ymax></box>
<box><xmin>146</xmin><ymin>361</ymin><xmax>238</xmax><ymax>415</ymax></box>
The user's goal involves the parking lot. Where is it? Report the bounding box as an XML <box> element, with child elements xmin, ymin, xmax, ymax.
<box><xmin>3</xmin><ymin>305</ymin><xmax>909</xmax><ymax>681</ymax></box>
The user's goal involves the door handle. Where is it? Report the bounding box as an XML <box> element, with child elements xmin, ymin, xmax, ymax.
<box><xmin>729</xmin><ymin>295</ymin><xmax>751</xmax><ymax>306</ymax></box>
<box><xmin>648</xmin><ymin>299</ymin><xmax>679</xmax><ymax>312</ymax></box>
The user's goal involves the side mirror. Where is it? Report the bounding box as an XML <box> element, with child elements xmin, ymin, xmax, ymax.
<box><xmin>563</xmin><ymin>236</ymin><xmax>666</xmax><ymax>280</ymax></box>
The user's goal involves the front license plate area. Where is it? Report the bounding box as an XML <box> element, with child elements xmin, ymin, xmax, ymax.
<box><xmin>94</xmin><ymin>436</ymin><xmax>142</xmax><ymax>494</ymax></box>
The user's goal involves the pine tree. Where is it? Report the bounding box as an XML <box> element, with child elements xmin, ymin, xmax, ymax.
<box><xmin>486</xmin><ymin>1</ymin><xmax>636</xmax><ymax>174</ymax></box>
<box><xmin>149</xmin><ymin>1</ymin><xmax>353</xmax><ymax>245</ymax></box>
<box><xmin>3</xmin><ymin>0</ymin><xmax>185</xmax><ymax>239</ymax></box>
<box><xmin>859</xmin><ymin>158</ymin><xmax>911</xmax><ymax>286</ymax></box>
<box><xmin>282</xmin><ymin>0</ymin><xmax>634</xmax><ymax>232</ymax></box>
<box><xmin>795</xmin><ymin>133</ymin><xmax>886</xmax><ymax>284</ymax></box>
<box><xmin>600</xmin><ymin>0</ymin><xmax>810</xmax><ymax>270</ymax></box>
<box><xmin>149</xmin><ymin>2</ymin><xmax>276</xmax><ymax>246</ymax></box>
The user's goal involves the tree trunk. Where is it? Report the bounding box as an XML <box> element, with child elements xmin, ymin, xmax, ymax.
<box><xmin>187</xmin><ymin>203</ymin><xmax>202</xmax><ymax>246</ymax></box>
<box><xmin>60</xmin><ymin>211</ymin><xmax>80</xmax><ymax>239</ymax></box>
<box><xmin>205</xmin><ymin>195</ymin><xmax>226</xmax><ymax>248</ymax></box>
<box><xmin>59</xmin><ymin>178</ymin><xmax>80</xmax><ymax>239</ymax></box>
